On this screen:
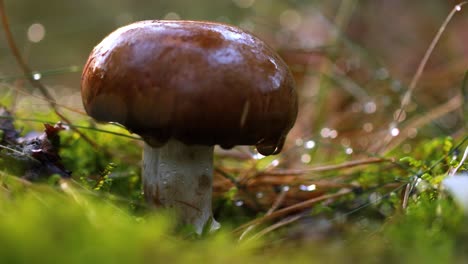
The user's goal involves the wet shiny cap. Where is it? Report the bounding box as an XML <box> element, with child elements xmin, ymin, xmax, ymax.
<box><xmin>81</xmin><ymin>20</ymin><xmax>298</xmax><ymax>155</ymax></box>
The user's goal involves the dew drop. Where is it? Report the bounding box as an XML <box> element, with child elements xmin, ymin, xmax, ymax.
<box><xmin>393</xmin><ymin>108</ymin><xmax>406</xmax><ymax>122</ymax></box>
<box><xmin>369</xmin><ymin>192</ymin><xmax>381</xmax><ymax>204</ymax></box>
<box><xmin>363</xmin><ymin>101</ymin><xmax>377</xmax><ymax>114</ymax></box>
<box><xmin>320</xmin><ymin>128</ymin><xmax>338</xmax><ymax>138</ymax></box>
<box><xmin>305</xmin><ymin>140</ymin><xmax>315</xmax><ymax>149</ymax></box>
<box><xmin>391</xmin><ymin>80</ymin><xmax>402</xmax><ymax>92</ymax></box>
<box><xmin>27</xmin><ymin>23</ymin><xmax>45</xmax><ymax>43</ymax></box>
<box><xmin>32</xmin><ymin>72</ymin><xmax>41</xmax><ymax>80</ymax></box>
<box><xmin>363</xmin><ymin>123</ymin><xmax>373</xmax><ymax>132</ymax></box>
<box><xmin>256</xmin><ymin>136</ymin><xmax>285</xmax><ymax>155</ymax></box>
<box><xmin>234</xmin><ymin>200</ymin><xmax>244</xmax><ymax>207</ymax></box>
<box><xmin>340</xmin><ymin>138</ymin><xmax>350</xmax><ymax>147</ymax></box>
<box><xmin>299</xmin><ymin>184</ymin><xmax>316</xmax><ymax>192</ymax></box>
<box><xmin>345</xmin><ymin>148</ymin><xmax>353</xmax><ymax>155</ymax></box>
<box><xmin>271</xmin><ymin>159</ymin><xmax>280</xmax><ymax>167</ymax></box>
<box><xmin>279</xmin><ymin>9</ymin><xmax>302</xmax><ymax>30</ymax></box>
<box><xmin>281</xmin><ymin>185</ymin><xmax>290</xmax><ymax>192</ymax></box>
<box><xmin>320</xmin><ymin>128</ymin><xmax>330</xmax><ymax>138</ymax></box>
<box><xmin>456</xmin><ymin>5</ymin><xmax>462</xmax><ymax>11</ymax></box>
<box><xmin>374</xmin><ymin>68</ymin><xmax>389</xmax><ymax>80</ymax></box>
<box><xmin>164</xmin><ymin>12</ymin><xmax>181</xmax><ymax>20</ymax></box>
<box><xmin>295</xmin><ymin>138</ymin><xmax>304</xmax><ymax>146</ymax></box>
<box><xmin>301</xmin><ymin>153</ymin><xmax>311</xmax><ymax>163</ymax></box>
<box><xmin>256</xmin><ymin>192</ymin><xmax>264</xmax><ymax>199</ymax></box>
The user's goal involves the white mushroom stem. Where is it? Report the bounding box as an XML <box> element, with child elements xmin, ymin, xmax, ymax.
<box><xmin>142</xmin><ymin>139</ymin><xmax>220</xmax><ymax>234</ymax></box>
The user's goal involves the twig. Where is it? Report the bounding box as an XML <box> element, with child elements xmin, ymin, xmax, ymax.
<box><xmin>214</xmin><ymin>167</ymin><xmax>239</xmax><ymax>186</ymax></box>
<box><xmin>0</xmin><ymin>0</ymin><xmax>99</xmax><ymax>150</ymax></box>
<box><xmin>257</xmin><ymin>157</ymin><xmax>392</xmax><ymax>176</ymax></box>
<box><xmin>233</xmin><ymin>188</ymin><xmax>352</xmax><ymax>234</ymax></box>
<box><xmin>239</xmin><ymin>186</ymin><xmax>289</xmax><ymax>240</ymax></box>
<box><xmin>247</xmin><ymin>214</ymin><xmax>303</xmax><ymax>241</ymax></box>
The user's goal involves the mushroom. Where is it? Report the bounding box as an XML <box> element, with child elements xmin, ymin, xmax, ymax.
<box><xmin>81</xmin><ymin>20</ymin><xmax>298</xmax><ymax>234</ymax></box>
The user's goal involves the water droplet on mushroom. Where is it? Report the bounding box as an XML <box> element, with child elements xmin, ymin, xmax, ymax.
<box><xmin>256</xmin><ymin>136</ymin><xmax>285</xmax><ymax>155</ymax></box>
<box><xmin>257</xmin><ymin>144</ymin><xmax>276</xmax><ymax>156</ymax></box>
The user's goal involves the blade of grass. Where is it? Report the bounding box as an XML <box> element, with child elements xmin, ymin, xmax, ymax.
<box><xmin>378</xmin><ymin>2</ymin><xmax>468</xmax><ymax>154</ymax></box>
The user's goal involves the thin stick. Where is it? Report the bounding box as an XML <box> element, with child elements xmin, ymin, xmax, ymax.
<box><xmin>233</xmin><ymin>188</ymin><xmax>352</xmax><ymax>234</ymax></box>
<box><xmin>239</xmin><ymin>187</ymin><xmax>289</xmax><ymax>240</ymax></box>
<box><xmin>0</xmin><ymin>0</ymin><xmax>99</xmax><ymax>150</ymax></box>
<box><xmin>248</xmin><ymin>214</ymin><xmax>303</xmax><ymax>241</ymax></box>
<box><xmin>257</xmin><ymin>157</ymin><xmax>391</xmax><ymax>176</ymax></box>
<box><xmin>400</xmin><ymin>3</ymin><xmax>466</xmax><ymax>114</ymax></box>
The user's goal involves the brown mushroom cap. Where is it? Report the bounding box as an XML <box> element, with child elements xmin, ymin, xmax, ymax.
<box><xmin>81</xmin><ymin>20</ymin><xmax>297</xmax><ymax>155</ymax></box>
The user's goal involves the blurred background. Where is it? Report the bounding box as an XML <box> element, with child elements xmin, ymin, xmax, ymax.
<box><xmin>0</xmin><ymin>0</ymin><xmax>466</xmax><ymax>165</ymax></box>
